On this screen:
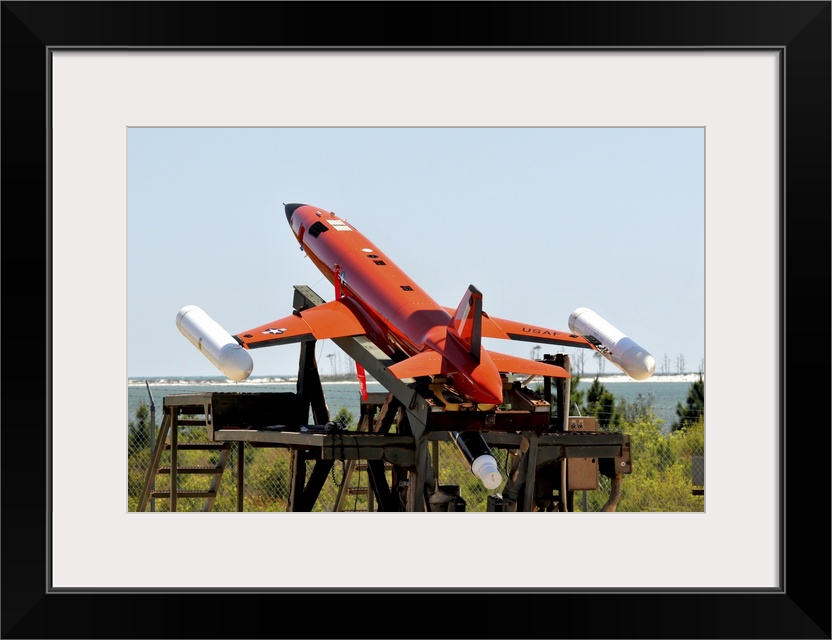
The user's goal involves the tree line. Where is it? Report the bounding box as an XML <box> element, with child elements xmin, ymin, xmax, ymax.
<box><xmin>570</xmin><ymin>373</ymin><xmax>704</xmax><ymax>432</ymax></box>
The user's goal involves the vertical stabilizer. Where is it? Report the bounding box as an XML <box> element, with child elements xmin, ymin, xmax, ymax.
<box><xmin>451</xmin><ymin>285</ymin><xmax>483</xmax><ymax>361</ymax></box>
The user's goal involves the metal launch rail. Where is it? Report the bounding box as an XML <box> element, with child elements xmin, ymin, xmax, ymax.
<box><xmin>137</xmin><ymin>286</ymin><xmax>632</xmax><ymax>513</ymax></box>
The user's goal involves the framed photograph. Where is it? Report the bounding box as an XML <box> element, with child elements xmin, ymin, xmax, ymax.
<box><xmin>3</xmin><ymin>2</ymin><xmax>829</xmax><ymax>638</ymax></box>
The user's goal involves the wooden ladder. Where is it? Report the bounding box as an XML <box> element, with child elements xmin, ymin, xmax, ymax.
<box><xmin>333</xmin><ymin>391</ymin><xmax>399</xmax><ymax>512</ymax></box>
<box><xmin>137</xmin><ymin>402</ymin><xmax>233</xmax><ymax>512</ymax></box>
<box><xmin>334</xmin><ymin>460</ymin><xmax>377</xmax><ymax>512</ymax></box>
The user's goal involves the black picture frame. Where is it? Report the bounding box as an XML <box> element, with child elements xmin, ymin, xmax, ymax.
<box><xmin>2</xmin><ymin>2</ymin><xmax>829</xmax><ymax>638</ymax></box>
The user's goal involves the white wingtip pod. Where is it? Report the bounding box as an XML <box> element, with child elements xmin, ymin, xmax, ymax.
<box><xmin>471</xmin><ymin>454</ymin><xmax>503</xmax><ymax>490</ymax></box>
<box><xmin>568</xmin><ymin>307</ymin><xmax>656</xmax><ymax>381</ymax></box>
<box><xmin>176</xmin><ymin>305</ymin><xmax>254</xmax><ymax>381</ymax></box>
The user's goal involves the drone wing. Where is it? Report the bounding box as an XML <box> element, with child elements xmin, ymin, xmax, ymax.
<box><xmin>234</xmin><ymin>299</ymin><xmax>367</xmax><ymax>349</ymax></box>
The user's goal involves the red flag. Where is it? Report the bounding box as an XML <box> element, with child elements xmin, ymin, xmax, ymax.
<box><xmin>356</xmin><ymin>363</ymin><xmax>368</xmax><ymax>402</ymax></box>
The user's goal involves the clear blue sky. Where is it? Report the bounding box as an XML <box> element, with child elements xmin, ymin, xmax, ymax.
<box><xmin>127</xmin><ymin>127</ymin><xmax>704</xmax><ymax>379</ymax></box>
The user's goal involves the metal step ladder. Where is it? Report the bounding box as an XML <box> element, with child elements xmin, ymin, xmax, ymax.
<box><xmin>137</xmin><ymin>403</ymin><xmax>233</xmax><ymax>512</ymax></box>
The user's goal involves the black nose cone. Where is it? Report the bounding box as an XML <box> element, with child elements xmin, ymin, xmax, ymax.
<box><xmin>284</xmin><ymin>203</ymin><xmax>306</xmax><ymax>224</ymax></box>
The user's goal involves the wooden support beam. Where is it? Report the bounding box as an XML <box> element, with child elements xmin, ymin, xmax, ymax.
<box><xmin>300</xmin><ymin>460</ymin><xmax>335</xmax><ymax>511</ymax></box>
<box><xmin>552</xmin><ymin>353</ymin><xmax>571</xmax><ymax>432</ymax></box>
<box><xmin>297</xmin><ymin>340</ymin><xmax>329</xmax><ymax>426</ymax></box>
<box><xmin>137</xmin><ymin>413</ymin><xmax>171</xmax><ymax>512</ymax></box>
<box><xmin>237</xmin><ymin>442</ymin><xmax>245</xmax><ymax>512</ymax></box>
<box><xmin>366</xmin><ymin>459</ymin><xmax>396</xmax><ymax>511</ymax></box>
<box><xmin>521</xmin><ymin>432</ymin><xmax>539</xmax><ymax>512</ymax></box>
<box><xmin>170</xmin><ymin>412</ymin><xmax>179</xmax><ymax>511</ymax></box>
<box><xmin>287</xmin><ymin>449</ymin><xmax>309</xmax><ymax>512</ymax></box>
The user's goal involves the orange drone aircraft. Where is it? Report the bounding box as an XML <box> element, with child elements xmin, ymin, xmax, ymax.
<box><xmin>177</xmin><ymin>203</ymin><xmax>655</xmax><ymax>408</ymax></box>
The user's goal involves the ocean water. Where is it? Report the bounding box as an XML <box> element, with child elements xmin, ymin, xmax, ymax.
<box><xmin>127</xmin><ymin>374</ymin><xmax>699</xmax><ymax>433</ymax></box>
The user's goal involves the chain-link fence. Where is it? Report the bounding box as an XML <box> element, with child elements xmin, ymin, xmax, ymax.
<box><xmin>127</xmin><ymin>389</ymin><xmax>704</xmax><ymax>513</ymax></box>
